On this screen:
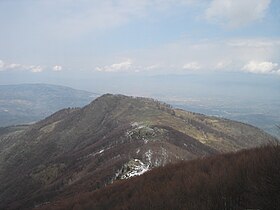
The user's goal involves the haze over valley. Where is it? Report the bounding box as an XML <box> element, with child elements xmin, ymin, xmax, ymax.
<box><xmin>1</xmin><ymin>78</ymin><xmax>279</xmax><ymax>139</ymax></box>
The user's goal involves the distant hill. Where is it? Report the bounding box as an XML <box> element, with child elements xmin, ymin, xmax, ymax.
<box><xmin>0</xmin><ymin>94</ymin><xmax>276</xmax><ymax>210</ymax></box>
<box><xmin>0</xmin><ymin>84</ymin><xmax>98</xmax><ymax>127</ymax></box>
<box><xmin>38</xmin><ymin>145</ymin><xmax>280</xmax><ymax>210</ymax></box>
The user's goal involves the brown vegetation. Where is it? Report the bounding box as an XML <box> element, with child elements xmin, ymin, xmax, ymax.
<box><xmin>38</xmin><ymin>145</ymin><xmax>280</xmax><ymax>210</ymax></box>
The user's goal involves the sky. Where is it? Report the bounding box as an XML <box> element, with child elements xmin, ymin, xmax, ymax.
<box><xmin>0</xmin><ymin>0</ymin><xmax>279</xmax><ymax>138</ymax></box>
<box><xmin>0</xmin><ymin>0</ymin><xmax>280</xmax><ymax>76</ymax></box>
<box><xmin>0</xmin><ymin>0</ymin><xmax>280</xmax><ymax>89</ymax></box>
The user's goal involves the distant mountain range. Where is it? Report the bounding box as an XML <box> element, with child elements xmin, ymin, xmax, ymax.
<box><xmin>1</xmin><ymin>83</ymin><xmax>279</xmax><ymax>140</ymax></box>
<box><xmin>0</xmin><ymin>94</ymin><xmax>276</xmax><ymax>209</ymax></box>
<box><xmin>0</xmin><ymin>84</ymin><xmax>98</xmax><ymax>127</ymax></box>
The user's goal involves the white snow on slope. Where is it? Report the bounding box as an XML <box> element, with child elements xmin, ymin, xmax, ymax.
<box><xmin>116</xmin><ymin>159</ymin><xmax>150</xmax><ymax>180</ymax></box>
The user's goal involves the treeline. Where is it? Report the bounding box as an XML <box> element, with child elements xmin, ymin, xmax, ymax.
<box><xmin>38</xmin><ymin>144</ymin><xmax>280</xmax><ymax>210</ymax></box>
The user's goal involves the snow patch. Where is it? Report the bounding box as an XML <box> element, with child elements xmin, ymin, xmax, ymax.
<box><xmin>98</xmin><ymin>149</ymin><xmax>104</xmax><ymax>154</ymax></box>
<box><xmin>145</xmin><ymin>149</ymin><xmax>153</xmax><ymax>166</ymax></box>
<box><xmin>131</xmin><ymin>122</ymin><xmax>139</xmax><ymax>127</ymax></box>
<box><xmin>154</xmin><ymin>147</ymin><xmax>168</xmax><ymax>167</ymax></box>
<box><xmin>85</xmin><ymin>149</ymin><xmax>105</xmax><ymax>159</ymax></box>
<box><xmin>115</xmin><ymin>159</ymin><xmax>150</xmax><ymax>180</ymax></box>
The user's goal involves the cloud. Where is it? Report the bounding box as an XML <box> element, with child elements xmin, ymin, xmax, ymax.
<box><xmin>0</xmin><ymin>60</ymin><xmax>4</xmax><ymax>69</ymax></box>
<box><xmin>28</xmin><ymin>65</ymin><xmax>43</xmax><ymax>73</ymax></box>
<box><xmin>96</xmin><ymin>59</ymin><xmax>133</xmax><ymax>72</ymax></box>
<box><xmin>86</xmin><ymin>36</ymin><xmax>280</xmax><ymax>75</ymax></box>
<box><xmin>183</xmin><ymin>62</ymin><xmax>201</xmax><ymax>70</ymax></box>
<box><xmin>0</xmin><ymin>60</ymin><xmax>22</xmax><ymax>70</ymax></box>
<box><xmin>206</xmin><ymin>0</ymin><xmax>271</xmax><ymax>27</ymax></box>
<box><xmin>53</xmin><ymin>65</ymin><xmax>63</xmax><ymax>71</ymax></box>
<box><xmin>242</xmin><ymin>61</ymin><xmax>279</xmax><ymax>74</ymax></box>
<box><xmin>2</xmin><ymin>37</ymin><xmax>279</xmax><ymax>76</ymax></box>
<box><xmin>124</xmin><ymin>37</ymin><xmax>280</xmax><ymax>74</ymax></box>
<box><xmin>0</xmin><ymin>59</ymin><xmax>45</xmax><ymax>73</ymax></box>
<box><xmin>6</xmin><ymin>63</ymin><xmax>21</xmax><ymax>69</ymax></box>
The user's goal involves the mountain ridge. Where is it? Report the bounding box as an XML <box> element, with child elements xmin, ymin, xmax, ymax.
<box><xmin>0</xmin><ymin>94</ymin><xmax>277</xmax><ymax>209</ymax></box>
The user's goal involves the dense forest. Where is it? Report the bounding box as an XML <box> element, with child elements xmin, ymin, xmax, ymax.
<box><xmin>38</xmin><ymin>145</ymin><xmax>280</xmax><ymax>210</ymax></box>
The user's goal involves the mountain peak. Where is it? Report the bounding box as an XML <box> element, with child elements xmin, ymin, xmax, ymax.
<box><xmin>0</xmin><ymin>94</ymin><xmax>277</xmax><ymax>209</ymax></box>
<box><xmin>87</xmin><ymin>93</ymin><xmax>175</xmax><ymax>117</ymax></box>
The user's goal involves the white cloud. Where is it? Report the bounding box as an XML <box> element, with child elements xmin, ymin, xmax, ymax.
<box><xmin>119</xmin><ymin>38</ymin><xmax>280</xmax><ymax>74</ymax></box>
<box><xmin>0</xmin><ymin>62</ymin><xmax>27</xmax><ymax>70</ymax></box>
<box><xmin>53</xmin><ymin>65</ymin><xmax>63</xmax><ymax>71</ymax></box>
<box><xmin>6</xmin><ymin>63</ymin><xmax>21</xmax><ymax>69</ymax></box>
<box><xmin>206</xmin><ymin>0</ymin><xmax>271</xmax><ymax>27</ymax></box>
<box><xmin>242</xmin><ymin>61</ymin><xmax>279</xmax><ymax>74</ymax></box>
<box><xmin>0</xmin><ymin>60</ymin><xmax>22</xmax><ymax>70</ymax></box>
<box><xmin>29</xmin><ymin>65</ymin><xmax>43</xmax><ymax>73</ymax></box>
<box><xmin>183</xmin><ymin>62</ymin><xmax>201</xmax><ymax>70</ymax></box>
<box><xmin>96</xmin><ymin>59</ymin><xmax>133</xmax><ymax>72</ymax></box>
<box><xmin>2</xmin><ymin>37</ymin><xmax>279</xmax><ymax>76</ymax></box>
<box><xmin>0</xmin><ymin>59</ymin><xmax>46</xmax><ymax>73</ymax></box>
<box><xmin>0</xmin><ymin>60</ymin><xmax>4</xmax><ymax>69</ymax></box>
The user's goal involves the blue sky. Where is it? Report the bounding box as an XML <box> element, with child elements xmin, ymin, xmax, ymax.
<box><xmin>0</xmin><ymin>0</ymin><xmax>279</xmax><ymax>80</ymax></box>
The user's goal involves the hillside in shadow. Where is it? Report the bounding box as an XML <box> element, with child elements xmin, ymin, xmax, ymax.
<box><xmin>38</xmin><ymin>145</ymin><xmax>280</xmax><ymax>210</ymax></box>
